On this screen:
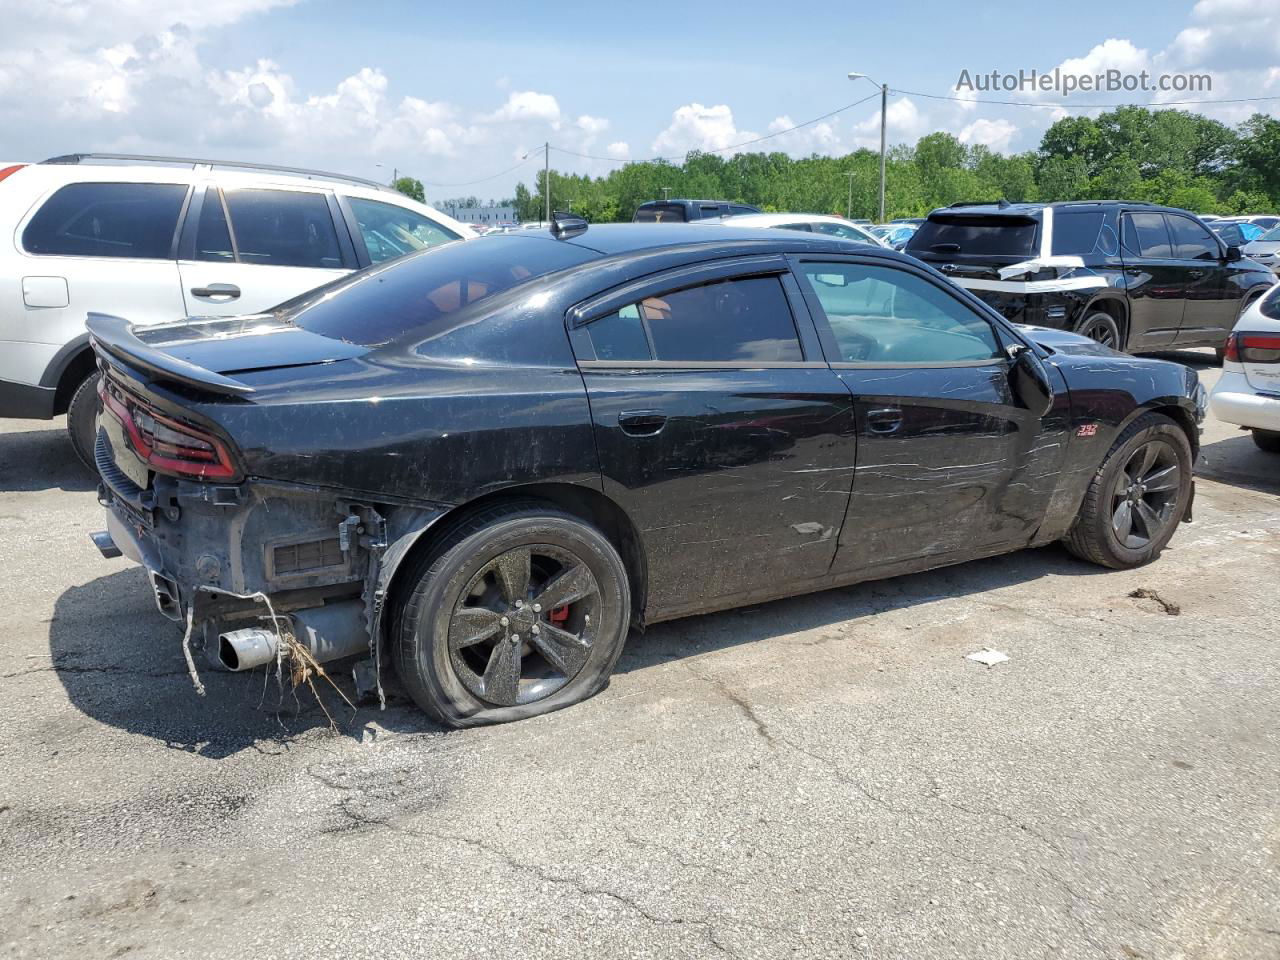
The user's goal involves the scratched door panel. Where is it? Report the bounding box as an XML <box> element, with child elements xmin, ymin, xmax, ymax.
<box><xmin>582</xmin><ymin>367</ymin><xmax>856</xmax><ymax>614</ymax></box>
<box><xmin>832</xmin><ymin>362</ymin><xmax>1067</xmax><ymax>572</ymax></box>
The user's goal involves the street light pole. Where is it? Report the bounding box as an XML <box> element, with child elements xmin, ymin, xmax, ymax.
<box><xmin>849</xmin><ymin>72</ymin><xmax>888</xmax><ymax>222</ymax></box>
<box><xmin>544</xmin><ymin>142</ymin><xmax>551</xmax><ymax>225</ymax></box>
<box><xmin>846</xmin><ymin>171</ymin><xmax>855</xmax><ymax>220</ymax></box>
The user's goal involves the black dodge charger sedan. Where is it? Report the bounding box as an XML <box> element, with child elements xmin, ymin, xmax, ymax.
<box><xmin>87</xmin><ymin>221</ymin><xmax>1206</xmax><ymax>726</ymax></box>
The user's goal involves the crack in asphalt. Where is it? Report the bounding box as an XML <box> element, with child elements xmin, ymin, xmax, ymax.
<box><xmin>2</xmin><ymin>662</ymin><xmax>194</xmax><ymax>680</ymax></box>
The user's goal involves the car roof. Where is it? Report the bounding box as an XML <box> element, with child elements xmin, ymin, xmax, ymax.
<box><xmin>929</xmin><ymin>200</ymin><xmax>1196</xmax><ymax>218</ymax></box>
<box><xmin>549</xmin><ymin>222</ymin><xmax>881</xmax><ymax>257</ymax></box>
<box><xmin>718</xmin><ymin>212</ymin><xmax>851</xmax><ymax>227</ymax></box>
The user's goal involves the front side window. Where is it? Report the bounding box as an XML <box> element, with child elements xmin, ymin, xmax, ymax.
<box><xmin>222</xmin><ymin>188</ymin><xmax>342</xmax><ymax>269</ymax></box>
<box><xmin>23</xmin><ymin>182</ymin><xmax>188</xmax><ymax>260</ymax></box>
<box><xmin>587</xmin><ymin>275</ymin><xmax>803</xmax><ymax>363</ymax></box>
<box><xmin>799</xmin><ymin>261</ymin><xmax>1001</xmax><ymax>364</ymax></box>
<box><xmin>347</xmin><ymin>197</ymin><xmax>460</xmax><ymax>264</ymax></box>
<box><xmin>1122</xmin><ymin>212</ymin><xmax>1174</xmax><ymax>259</ymax></box>
<box><xmin>809</xmin><ymin>221</ymin><xmax>878</xmax><ymax>243</ymax></box>
<box><xmin>1168</xmin><ymin>215</ymin><xmax>1220</xmax><ymax>261</ymax></box>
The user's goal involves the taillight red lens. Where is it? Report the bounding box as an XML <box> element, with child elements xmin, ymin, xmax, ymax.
<box><xmin>99</xmin><ymin>378</ymin><xmax>239</xmax><ymax>481</ymax></box>
<box><xmin>0</xmin><ymin>164</ymin><xmax>26</xmax><ymax>184</ymax></box>
<box><xmin>1227</xmin><ymin>332</ymin><xmax>1280</xmax><ymax>364</ymax></box>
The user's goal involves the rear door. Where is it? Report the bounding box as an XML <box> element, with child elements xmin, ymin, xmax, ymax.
<box><xmin>1166</xmin><ymin>212</ymin><xmax>1235</xmax><ymax>345</ymax></box>
<box><xmin>5</xmin><ymin>180</ymin><xmax>190</xmax><ymax>388</ymax></box>
<box><xmin>568</xmin><ymin>256</ymin><xmax>857</xmax><ymax>616</ymax></box>
<box><xmin>1119</xmin><ymin>211</ymin><xmax>1186</xmax><ymax>349</ymax></box>
<box><xmin>177</xmin><ymin>185</ymin><xmax>355</xmax><ymax>316</ymax></box>
<box><xmin>792</xmin><ymin>255</ymin><xmax>1069</xmax><ymax>574</ymax></box>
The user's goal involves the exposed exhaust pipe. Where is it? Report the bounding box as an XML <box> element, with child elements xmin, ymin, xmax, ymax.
<box><xmin>217</xmin><ymin>627</ymin><xmax>278</xmax><ymax>672</ymax></box>
<box><xmin>215</xmin><ymin>601</ymin><xmax>367</xmax><ymax>672</ymax></box>
<box><xmin>89</xmin><ymin>530</ymin><xmax>122</xmax><ymax>559</ymax></box>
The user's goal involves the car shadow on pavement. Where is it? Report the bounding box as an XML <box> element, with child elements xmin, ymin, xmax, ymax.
<box><xmin>1145</xmin><ymin>349</ymin><xmax>1219</xmax><ymax>371</ymax></box>
<box><xmin>0</xmin><ymin>422</ymin><xmax>96</xmax><ymax>493</ymax></box>
<box><xmin>48</xmin><ymin>568</ymin><xmax>444</xmax><ymax>759</ymax></box>
<box><xmin>1196</xmin><ymin>432</ymin><xmax>1280</xmax><ymax>496</ymax></box>
<box><xmin>615</xmin><ymin>542</ymin><xmax>1106</xmax><ymax>676</ymax></box>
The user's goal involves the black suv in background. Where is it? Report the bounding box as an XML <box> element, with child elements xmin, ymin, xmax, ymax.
<box><xmin>633</xmin><ymin>199</ymin><xmax>761</xmax><ymax>222</ymax></box>
<box><xmin>904</xmin><ymin>201</ymin><xmax>1275</xmax><ymax>353</ymax></box>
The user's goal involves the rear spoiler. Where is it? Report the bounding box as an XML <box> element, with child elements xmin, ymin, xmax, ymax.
<box><xmin>86</xmin><ymin>313</ymin><xmax>255</xmax><ymax>397</ymax></box>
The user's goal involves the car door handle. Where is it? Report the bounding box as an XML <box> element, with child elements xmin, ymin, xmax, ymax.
<box><xmin>866</xmin><ymin>406</ymin><xmax>903</xmax><ymax>434</ymax></box>
<box><xmin>1187</xmin><ymin>269</ymin><xmax>1204</xmax><ymax>279</ymax></box>
<box><xmin>618</xmin><ymin>410</ymin><xmax>667</xmax><ymax>437</ymax></box>
<box><xmin>190</xmin><ymin>283</ymin><xmax>241</xmax><ymax>301</ymax></box>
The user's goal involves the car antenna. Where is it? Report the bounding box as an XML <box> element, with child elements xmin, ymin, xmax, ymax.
<box><xmin>550</xmin><ymin>211</ymin><xmax>589</xmax><ymax>239</ymax></box>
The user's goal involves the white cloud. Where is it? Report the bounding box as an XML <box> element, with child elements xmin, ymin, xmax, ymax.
<box><xmin>651</xmin><ymin>103</ymin><xmax>758</xmax><ymax>157</ymax></box>
<box><xmin>606</xmin><ymin>141</ymin><xmax>631</xmax><ymax>160</ymax></box>
<box><xmin>958</xmin><ymin>117</ymin><xmax>1017</xmax><ymax>152</ymax></box>
<box><xmin>482</xmin><ymin>90</ymin><xmax>561</xmax><ymax>127</ymax></box>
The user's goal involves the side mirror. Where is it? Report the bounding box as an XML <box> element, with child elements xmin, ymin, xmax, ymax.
<box><xmin>1224</xmin><ymin>244</ymin><xmax>1243</xmax><ymax>262</ymax></box>
<box><xmin>1008</xmin><ymin>345</ymin><xmax>1055</xmax><ymax>417</ymax></box>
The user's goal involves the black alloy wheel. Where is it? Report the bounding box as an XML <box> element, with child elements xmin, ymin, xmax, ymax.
<box><xmin>1063</xmin><ymin>412</ymin><xmax>1193</xmax><ymax>569</ymax></box>
<box><xmin>447</xmin><ymin>544</ymin><xmax>601</xmax><ymax>706</ymax></box>
<box><xmin>1079</xmin><ymin>312</ymin><xmax>1122</xmax><ymax>350</ymax></box>
<box><xmin>1109</xmin><ymin>440</ymin><xmax>1181</xmax><ymax>549</ymax></box>
<box><xmin>392</xmin><ymin>503</ymin><xmax>630</xmax><ymax>727</ymax></box>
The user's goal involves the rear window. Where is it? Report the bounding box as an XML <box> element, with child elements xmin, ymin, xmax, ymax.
<box><xmin>907</xmin><ymin>215</ymin><xmax>1039</xmax><ymax>257</ymax></box>
<box><xmin>634</xmin><ymin>203</ymin><xmax>687</xmax><ymax>223</ymax></box>
<box><xmin>23</xmin><ymin>182</ymin><xmax>188</xmax><ymax>259</ymax></box>
<box><xmin>281</xmin><ymin>236</ymin><xmax>597</xmax><ymax>346</ymax></box>
<box><xmin>1051</xmin><ymin>211</ymin><xmax>1105</xmax><ymax>256</ymax></box>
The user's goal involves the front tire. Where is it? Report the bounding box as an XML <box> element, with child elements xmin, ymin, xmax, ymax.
<box><xmin>1253</xmin><ymin>429</ymin><xmax>1280</xmax><ymax>454</ymax></box>
<box><xmin>391</xmin><ymin>504</ymin><xmax>631</xmax><ymax>727</ymax></box>
<box><xmin>66</xmin><ymin>371</ymin><xmax>101</xmax><ymax>470</ymax></box>
<box><xmin>1063</xmin><ymin>413</ymin><xmax>1193</xmax><ymax>569</ymax></box>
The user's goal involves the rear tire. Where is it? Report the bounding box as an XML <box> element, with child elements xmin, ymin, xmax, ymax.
<box><xmin>1063</xmin><ymin>413</ymin><xmax>1193</xmax><ymax>569</ymax></box>
<box><xmin>66</xmin><ymin>371</ymin><xmax>101</xmax><ymax>470</ymax></box>
<box><xmin>391</xmin><ymin>503</ymin><xmax>631</xmax><ymax>727</ymax></box>
<box><xmin>1077</xmin><ymin>311</ymin><xmax>1123</xmax><ymax>351</ymax></box>
<box><xmin>1253</xmin><ymin>429</ymin><xmax>1280</xmax><ymax>454</ymax></box>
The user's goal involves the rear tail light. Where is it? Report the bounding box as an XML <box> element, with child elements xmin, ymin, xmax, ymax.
<box><xmin>1223</xmin><ymin>332</ymin><xmax>1280</xmax><ymax>364</ymax></box>
<box><xmin>99</xmin><ymin>377</ymin><xmax>239</xmax><ymax>481</ymax></box>
<box><xmin>0</xmin><ymin>164</ymin><xmax>26</xmax><ymax>185</ymax></box>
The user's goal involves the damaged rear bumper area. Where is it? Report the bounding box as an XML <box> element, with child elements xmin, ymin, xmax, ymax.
<box><xmin>90</xmin><ymin>426</ymin><xmax>444</xmax><ymax>690</ymax></box>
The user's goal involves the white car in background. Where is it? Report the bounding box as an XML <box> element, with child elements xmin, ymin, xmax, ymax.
<box><xmin>714</xmin><ymin>212</ymin><xmax>886</xmax><ymax>246</ymax></box>
<box><xmin>0</xmin><ymin>154</ymin><xmax>473</xmax><ymax>465</ymax></box>
<box><xmin>1210</xmin><ymin>286</ymin><xmax>1280</xmax><ymax>453</ymax></box>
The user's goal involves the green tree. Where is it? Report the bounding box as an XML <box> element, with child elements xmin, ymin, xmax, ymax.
<box><xmin>393</xmin><ymin>177</ymin><xmax>425</xmax><ymax>203</ymax></box>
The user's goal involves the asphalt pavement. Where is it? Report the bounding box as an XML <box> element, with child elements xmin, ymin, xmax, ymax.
<box><xmin>1</xmin><ymin>350</ymin><xmax>1277</xmax><ymax>960</ymax></box>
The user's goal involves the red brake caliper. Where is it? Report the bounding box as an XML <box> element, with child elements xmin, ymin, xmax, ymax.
<box><xmin>548</xmin><ymin>605</ymin><xmax>570</xmax><ymax>625</ymax></box>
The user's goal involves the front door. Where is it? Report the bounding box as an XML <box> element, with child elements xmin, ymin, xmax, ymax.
<box><xmin>1166</xmin><ymin>212</ymin><xmax>1235</xmax><ymax>346</ymax></box>
<box><xmin>1119</xmin><ymin>211</ymin><xmax>1187</xmax><ymax>350</ymax></box>
<box><xmin>177</xmin><ymin>185</ymin><xmax>353</xmax><ymax>317</ymax></box>
<box><xmin>791</xmin><ymin>256</ymin><xmax>1069</xmax><ymax>574</ymax></box>
<box><xmin>570</xmin><ymin>259</ymin><xmax>857</xmax><ymax>617</ymax></box>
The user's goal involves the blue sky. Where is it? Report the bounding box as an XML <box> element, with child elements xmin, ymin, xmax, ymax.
<box><xmin>3</xmin><ymin>0</ymin><xmax>1275</xmax><ymax>202</ymax></box>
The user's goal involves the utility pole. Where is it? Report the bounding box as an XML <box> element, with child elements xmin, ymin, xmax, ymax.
<box><xmin>661</xmin><ymin>186</ymin><xmax>672</xmax><ymax>201</ymax></box>
<box><xmin>544</xmin><ymin>142</ymin><xmax>551</xmax><ymax>225</ymax></box>
<box><xmin>848</xmin><ymin>72</ymin><xmax>889</xmax><ymax>222</ymax></box>
<box><xmin>878</xmin><ymin>82</ymin><xmax>887</xmax><ymax>222</ymax></box>
<box><xmin>846</xmin><ymin>171</ymin><xmax>856</xmax><ymax>220</ymax></box>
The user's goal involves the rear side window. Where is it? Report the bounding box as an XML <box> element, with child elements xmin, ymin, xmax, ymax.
<box><xmin>698</xmin><ymin>205</ymin><xmax>724</xmax><ymax>219</ymax></box>
<box><xmin>223</xmin><ymin>188</ymin><xmax>342</xmax><ymax>269</ymax></box>
<box><xmin>1122</xmin><ymin>213</ymin><xmax>1174</xmax><ymax>259</ymax></box>
<box><xmin>23</xmin><ymin>182</ymin><xmax>187</xmax><ymax>259</ymax></box>
<box><xmin>283</xmin><ymin>235</ymin><xmax>598</xmax><ymax>346</ymax></box>
<box><xmin>347</xmin><ymin>197</ymin><xmax>459</xmax><ymax>263</ymax></box>
<box><xmin>907</xmin><ymin>215</ymin><xmax>1039</xmax><ymax>257</ymax></box>
<box><xmin>1168</xmin><ymin>215</ymin><xmax>1220</xmax><ymax>261</ymax></box>
<box><xmin>587</xmin><ymin>275</ymin><xmax>803</xmax><ymax>363</ymax></box>
<box><xmin>1051</xmin><ymin>211</ymin><xmax>1105</xmax><ymax>256</ymax></box>
<box><xmin>195</xmin><ymin>189</ymin><xmax>235</xmax><ymax>262</ymax></box>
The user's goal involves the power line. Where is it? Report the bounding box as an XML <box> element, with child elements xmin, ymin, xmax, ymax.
<box><xmin>418</xmin><ymin>153</ymin><xmax>536</xmax><ymax>188</ymax></box>
<box><xmin>893</xmin><ymin>86</ymin><xmax>1280</xmax><ymax>110</ymax></box>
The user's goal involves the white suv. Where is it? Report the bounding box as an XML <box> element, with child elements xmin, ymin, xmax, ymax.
<box><xmin>0</xmin><ymin>154</ymin><xmax>473</xmax><ymax>465</ymax></box>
